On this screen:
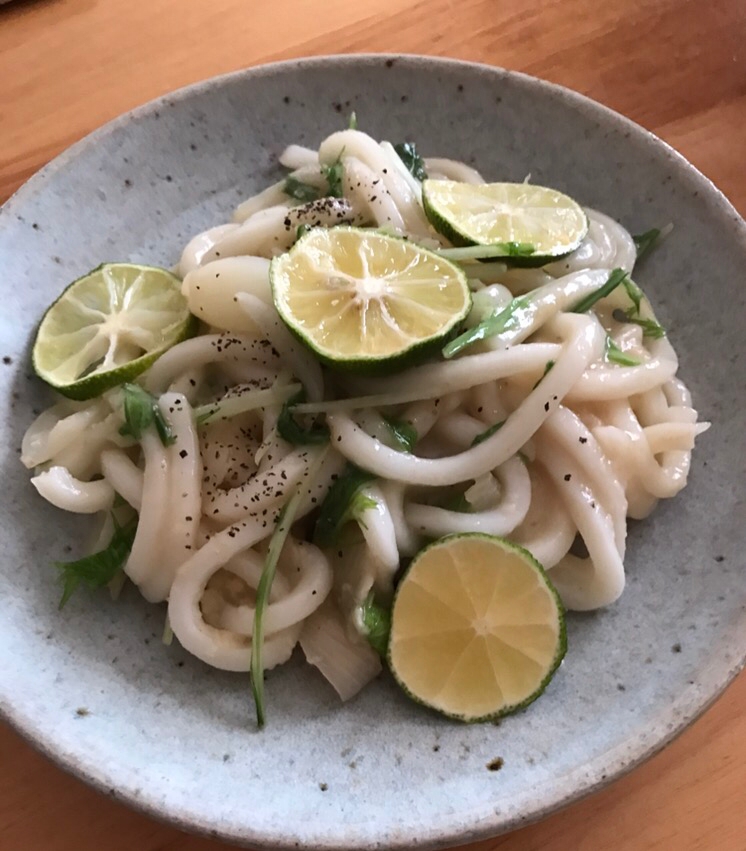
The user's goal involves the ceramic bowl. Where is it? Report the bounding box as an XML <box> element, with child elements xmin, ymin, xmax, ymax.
<box><xmin>1</xmin><ymin>55</ymin><xmax>744</xmax><ymax>850</ymax></box>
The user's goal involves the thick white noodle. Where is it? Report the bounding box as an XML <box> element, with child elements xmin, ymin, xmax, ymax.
<box><xmin>22</xmin><ymin>136</ymin><xmax>707</xmax><ymax>684</ymax></box>
<box><xmin>318</xmin><ymin>130</ymin><xmax>431</xmax><ymax>237</ymax></box>
<box><xmin>569</xmin><ymin>356</ymin><xmax>678</xmax><ymax>401</ymax></box>
<box><xmin>168</xmin><ymin>537</ymin><xmax>330</xmax><ymax>672</ymax></box>
<box><xmin>215</xmin><ymin>540</ymin><xmax>332</xmax><ymax>634</ymax></box>
<box><xmin>31</xmin><ymin>466</ymin><xmax>115</xmax><ymax>513</ymax></box>
<box><xmin>208</xmin><ymin>198</ymin><xmax>361</xmax><ymax>262</ymax></box>
<box><xmin>22</xmin><ymin>402</ymin><xmax>93</xmax><ymax>468</ymax></box>
<box><xmin>484</xmin><ymin>269</ymin><xmax>613</xmax><ymax>348</ymax></box>
<box><xmin>429</xmin><ymin>411</ymin><xmax>488</xmax><ymax>448</ymax></box>
<box><xmin>405</xmin><ymin>456</ymin><xmax>531</xmax><ymax>537</ymax></box>
<box><xmin>424</xmin><ymin>158</ymin><xmax>485</xmax><ymax>184</ymax></box>
<box><xmin>327</xmin><ymin>313</ymin><xmax>605</xmax><ymax>485</ymax></box>
<box><xmin>124</xmin><ymin>394</ymin><xmax>201</xmax><ymax>603</ymax></box>
<box><xmin>377</xmin><ymin>480</ymin><xmax>420</xmax><ymax>556</ymax></box>
<box><xmin>100</xmin><ymin>448</ymin><xmax>144</xmax><ymax>511</ymax></box>
<box><xmin>342</xmin><ymin>156</ymin><xmax>407</xmax><ymax>232</ymax></box>
<box><xmin>236</xmin><ymin>292</ymin><xmax>324</xmax><ymax>401</ymax></box>
<box><xmin>166</xmin><ymin>448</ymin><xmax>338</xmax><ymax>625</ymax></box>
<box><xmin>232</xmin><ymin>163</ymin><xmax>324</xmax><ymax>223</ymax></box>
<box><xmin>205</xmin><ymin>447</ymin><xmax>313</xmax><ymax>524</ymax></box>
<box><xmin>182</xmin><ymin>256</ymin><xmax>272</xmax><ymax>334</ymax></box>
<box><xmin>535</xmin><ymin>426</ymin><xmax>625</xmax><ymax>610</ymax></box>
<box><xmin>512</xmin><ymin>465</ymin><xmax>576</xmax><ymax>569</ymax></box>
<box><xmin>379</xmin><ymin>141</ymin><xmax>424</xmax><ymax>203</ymax></box>
<box><xmin>357</xmin><ymin>484</ymin><xmax>400</xmax><ymax>582</ymax></box>
<box><xmin>279</xmin><ymin>145</ymin><xmax>319</xmax><ymax>170</ymax></box>
<box><xmin>540</xmin><ymin>406</ymin><xmax>627</xmax><ymax>551</ymax></box>
<box><xmin>179</xmin><ymin>224</ymin><xmax>240</xmax><ymax>277</ymax></box>
<box><xmin>333</xmin><ymin>343</ymin><xmax>561</xmax><ymax>409</ymax></box>
<box><xmin>145</xmin><ymin>334</ymin><xmax>280</xmax><ymax>395</ymax></box>
<box><xmin>545</xmin><ymin>208</ymin><xmax>637</xmax><ymax>277</ymax></box>
<box><xmin>50</xmin><ymin>411</ymin><xmax>127</xmax><ymax>480</ymax></box>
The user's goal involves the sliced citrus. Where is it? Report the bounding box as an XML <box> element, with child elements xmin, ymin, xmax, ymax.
<box><xmin>388</xmin><ymin>534</ymin><xmax>566</xmax><ymax>721</ymax></box>
<box><xmin>33</xmin><ymin>263</ymin><xmax>196</xmax><ymax>400</ymax></box>
<box><xmin>270</xmin><ymin>227</ymin><xmax>470</xmax><ymax>372</ymax></box>
<box><xmin>422</xmin><ymin>179</ymin><xmax>588</xmax><ymax>263</ymax></box>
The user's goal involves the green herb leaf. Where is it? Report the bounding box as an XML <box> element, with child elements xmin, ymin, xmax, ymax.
<box><xmin>632</xmin><ymin>228</ymin><xmax>662</xmax><ymax>262</ymax></box>
<box><xmin>313</xmin><ymin>464</ymin><xmax>377</xmax><ymax>548</ymax></box>
<box><xmin>119</xmin><ymin>383</ymin><xmax>175</xmax><ymax>446</ymax></box>
<box><xmin>348</xmin><ymin>111</ymin><xmax>358</xmax><ymax>130</ymax></box>
<box><xmin>393</xmin><ymin>142</ymin><xmax>428</xmax><ymax>181</ymax></box>
<box><xmin>322</xmin><ymin>153</ymin><xmax>345</xmax><ymax>198</ymax></box>
<box><xmin>382</xmin><ymin>416</ymin><xmax>418</xmax><ymax>452</ymax></box>
<box><xmin>623</xmin><ymin>277</ymin><xmax>644</xmax><ymax>314</ymax></box>
<box><xmin>154</xmin><ymin>412</ymin><xmax>176</xmax><ymax>446</ymax></box>
<box><xmin>623</xmin><ymin>313</ymin><xmax>667</xmax><ymax>339</ymax></box>
<box><xmin>277</xmin><ymin>392</ymin><xmax>330</xmax><ymax>445</ymax></box>
<box><xmin>283</xmin><ymin>177</ymin><xmax>320</xmax><ymax>203</ymax></box>
<box><xmin>56</xmin><ymin>515</ymin><xmax>137</xmax><ymax>609</ymax></box>
<box><xmin>531</xmin><ymin>359</ymin><xmax>555</xmax><ymax>390</ymax></box>
<box><xmin>358</xmin><ymin>591</ymin><xmax>391</xmax><ymax>656</ymax></box>
<box><xmin>471</xmin><ymin>420</ymin><xmax>505</xmax><ymax>447</ymax></box>
<box><xmin>443</xmin><ymin>295</ymin><xmax>532</xmax><ymax>359</ymax></box>
<box><xmin>296</xmin><ymin>223</ymin><xmax>312</xmax><ymax>242</ymax></box>
<box><xmin>604</xmin><ymin>336</ymin><xmax>641</xmax><ymax>367</ymax></box>
<box><xmin>569</xmin><ymin>267</ymin><xmax>628</xmax><ymax>314</ymax></box>
<box><xmin>119</xmin><ymin>384</ymin><xmax>154</xmax><ymax>440</ymax></box>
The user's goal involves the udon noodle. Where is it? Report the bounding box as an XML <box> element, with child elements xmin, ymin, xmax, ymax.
<box><xmin>22</xmin><ymin>128</ymin><xmax>708</xmax><ymax>699</ymax></box>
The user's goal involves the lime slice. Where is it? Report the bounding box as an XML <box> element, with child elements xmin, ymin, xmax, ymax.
<box><xmin>388</xmin><ymin>534</ymin><xmax>566</xmax><ymax>721</ymax></box>
<box><xmin>33</xmin><ymin>263</ymin><xmax>196</xmax><ymax>400</ymax></box>
<box><xmin>422</xmin><ymin>179</ymin><xmax>588</xmax><ymax>264</ymax></box>
<box><xmin>270</xmin><ymin>227</ymin><xmax>470</xmax><ymax>372</ymax></box>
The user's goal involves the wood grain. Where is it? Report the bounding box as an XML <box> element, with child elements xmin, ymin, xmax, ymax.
<box><xmin>1</xmin><ymin>0</ymin><xmax>744</xmax><ymax>849</ymax></box>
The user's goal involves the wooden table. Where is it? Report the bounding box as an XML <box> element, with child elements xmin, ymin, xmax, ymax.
<box><xmin>1</xmin><ymin>0</ymin><xmax>745</xmax><ymax>849</ymax></box>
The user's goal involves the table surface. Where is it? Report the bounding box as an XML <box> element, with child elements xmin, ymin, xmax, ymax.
<box><xmin>1</xmin><ymin>0</ymin><xmax>745</xmax><ymax>849</ymax></box>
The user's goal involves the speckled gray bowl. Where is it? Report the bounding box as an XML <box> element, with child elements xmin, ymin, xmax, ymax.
<box><xmin>1</xmin><ymin>55</ymin><xmax>744</xmax><ymax>850</ymax></box>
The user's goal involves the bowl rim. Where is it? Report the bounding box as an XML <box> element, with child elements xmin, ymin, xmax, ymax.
<box><xmin>2</xmin><ymin>52</ymin><xmax>745</xmax><ymax>851</ymax></box>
